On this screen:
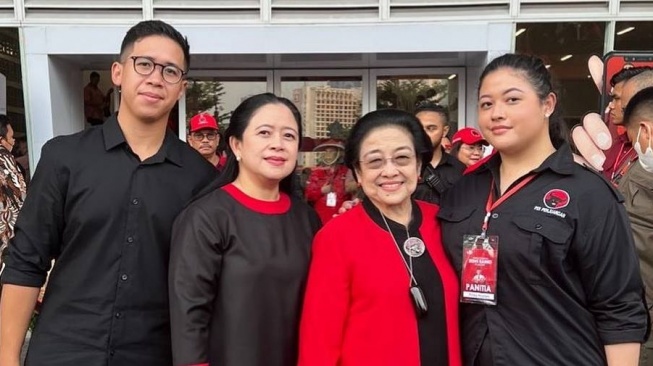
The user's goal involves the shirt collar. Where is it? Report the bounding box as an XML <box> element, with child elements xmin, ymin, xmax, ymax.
<box><xmin>477</xmin><ymin>142</ymin><xmax>576</xmax><ymax>177</ymax></box>
<box><xmin>102</xmin><ymin>115</ymin><xmax>183</xmax><ymax>167</ymax></box>
<box><xmin>102</xmin><ymin>115</ymin><xmax>126</xmax><ymax>151</ymax></box>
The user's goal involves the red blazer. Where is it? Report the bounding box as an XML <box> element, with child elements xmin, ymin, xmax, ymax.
<box><xmin>299</xmin><ymin>201</ymin><xmax>461</xmax><ymax>366</ymax></box>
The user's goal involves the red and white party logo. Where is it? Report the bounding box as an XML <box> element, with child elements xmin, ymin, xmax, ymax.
<box><xmin>543</xmin><ymin>189</ymin><xmax>570</xmax><ymax>209</ymax></box>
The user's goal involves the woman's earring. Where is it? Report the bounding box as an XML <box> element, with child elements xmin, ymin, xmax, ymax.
<box><xmin>236</xmin><ymin>155</ymin><xmax>241</xmax><ymax>162</ymax></box>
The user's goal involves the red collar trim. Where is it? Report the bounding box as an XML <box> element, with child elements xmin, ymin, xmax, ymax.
<box><xmin>222</xmin><ymin>183</ymin><xmax>291</xmax><ymax>215</ymax></box>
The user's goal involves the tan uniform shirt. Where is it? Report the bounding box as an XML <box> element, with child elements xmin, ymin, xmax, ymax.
<box><xmin>619</xmin><ymin>162</ymin><xmax>653</xmax><ymax>347</ymax></box>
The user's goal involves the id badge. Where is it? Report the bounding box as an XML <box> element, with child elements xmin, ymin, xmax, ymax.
<box><xmin>326</xmin><ymin>192</ymin><xmax>337</xmax><ymax>207</ymax></box>
<box><xmin>461</xmin><ymin>235</ymin><xmax>499</xmax><ymax>305</ymax></box>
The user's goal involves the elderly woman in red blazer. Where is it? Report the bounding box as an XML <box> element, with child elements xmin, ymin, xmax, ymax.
<box><xmin>299</xmin><ymin>109</ymin><xmax>461</xmax><ymax>366</ymax></box>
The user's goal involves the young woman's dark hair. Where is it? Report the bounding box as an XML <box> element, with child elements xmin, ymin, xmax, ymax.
<box><xmin>120</xmin><ymin>20</ymin><xmax>191</xmax><ymax>70</ymax></box>
<box><xmin>479</xmin><ymin>53</ymin><xmax>567</xmax><ymax>148</ymax></box>
<box><xmin>215</xmin><ymin>93</ymin><xmax>303</xmax><ymax>195</ymax></box>
<box><xmin>345</xmin><ymin>109</ymin><xmax>433</xmax><ymax>180</ymax></box>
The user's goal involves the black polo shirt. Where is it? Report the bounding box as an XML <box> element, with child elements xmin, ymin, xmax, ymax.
<box><xmin>438</xmin><ymin>143</ymin><xmax>647</xmax><ymax>366</ymax></box>
<box><xmin>413</xmin><ymin>148</ymin><xmax>465</xmax><ymax>204</ymax></box>
<box><xmin>1</xmin><ymin>115</ymin><xmax>217</xmax><ymax>366</ymax></box>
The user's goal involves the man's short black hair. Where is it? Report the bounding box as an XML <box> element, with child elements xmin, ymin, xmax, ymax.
<box><xmin>414</xmin><ymin>102</ymin><xmax>449</xmax><ymax>124</ymax></box>
<box><xmin>90</xmin><ymin>71</ymin><xmax>100</xmax><ymax>79</ymax></box>
<box><xmin>119</xmin><ymin>20</ymin><xmax>191</xmax><ymax>70</ymax></box>
<box><xmin>610</xmin><ymin>66</ymin><xmax>652</xmax><ymax>87</ymax></box>
<box><xmin>0</xmin><ymin>114</ymin><xmax>11</xmax><ymax>139</ymax></box>
<box><xmin>623</xmin><ymin>86</ymin><xmax>653</xmax><ymax>127</ymax></box>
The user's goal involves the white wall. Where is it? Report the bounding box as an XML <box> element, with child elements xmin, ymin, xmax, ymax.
<box><xmin>49</xmin><ymin>57</ymin><xmax>84</xmax><ymax>137</ymax></box>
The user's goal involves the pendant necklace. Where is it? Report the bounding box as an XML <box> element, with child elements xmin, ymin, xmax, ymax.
<box><xmin>380</xmin><ymin>211</ymin><xmax>428</xmax><ymax>317</ymax></box>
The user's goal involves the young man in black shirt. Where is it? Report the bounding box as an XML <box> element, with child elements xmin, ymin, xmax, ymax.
<box><xmin>412</xmin><ymin>103</ymin><xmax>465</xmax><ymax>204</ymax></box>
<box><xmin>0</xmin><ymin>21</ymin><xmax>216</xmax><ymax>366</ymax></box>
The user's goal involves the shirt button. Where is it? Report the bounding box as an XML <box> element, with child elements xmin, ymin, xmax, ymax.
<box><xmin>535</xmin><ymin>224</ymin><xmax>543</xmax><ymax>230</ymax></box>
<box><xmin>491</xmin><ymin>213</ymin><xmax>499</xmax><ymax>219</ymax></box>
<box><xmin>131</xmin><ymin>198</ymin><xmax>139</xmax><ymax>205</ymax></box>
<box><xmin>127</xmin><ymin>236</ymin><xmax>134</xmax><ymax>243</ymax></box>
<box><xmin>115</xmin><ymin>312</ymin><xmax>122</xmax><ymax>318</ymax></box>
<box><xmin>109</xmin><ymin>349</ymin><xmax>115</xmax><ymax>356</ymax></box>
<box><xmin>121</xmin><ymin>274</ymin><xmax>128</xmax><ymax>281</ymax></box>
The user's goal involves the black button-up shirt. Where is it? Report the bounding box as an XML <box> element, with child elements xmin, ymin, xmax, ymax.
<box><xmin>438</xmin><ymin>143</ymin><xmax>647</xmax><ymax>366</ymax></box>
<box><xmin>1</xmin><ymin>116</ymin><xmax>216</xmax><ymax>366</ymax></box>
<box><xmin>413</xmin><ymin>148</ymin><xmax>465</xmax><ymax>204</ymax></box>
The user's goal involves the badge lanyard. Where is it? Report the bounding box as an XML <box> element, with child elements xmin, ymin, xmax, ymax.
<box><xmin>461</xmin><ymin>173</ymin><xmax>538</xmax><ymax>306</ymax></box>
<box><xmin>481</xmin><ymin>174</ymin><xmax>538</xmax><ymax>237</ymax></box>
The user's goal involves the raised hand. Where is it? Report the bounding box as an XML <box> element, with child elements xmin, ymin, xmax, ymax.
<box><xmin>570</xmin><ymin>55</ymin><xmax>612</xmax><ymax>171</ymax></box>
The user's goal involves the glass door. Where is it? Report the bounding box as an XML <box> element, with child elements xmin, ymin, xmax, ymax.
<box><xmin>370</xmin><ymin>68</ymin><xmax>466</xmax><ymax>132</ymax></box>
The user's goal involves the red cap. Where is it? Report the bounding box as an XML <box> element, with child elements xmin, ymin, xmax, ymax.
<box><xmin>452</xmin><ymin>127</ymin><xmax>487</xmax><ymax>146</ymax></box>
<box><xmin>189</xmin><ymin>113</ymin><xmax>218</xmax><ymax>132</ymax></box>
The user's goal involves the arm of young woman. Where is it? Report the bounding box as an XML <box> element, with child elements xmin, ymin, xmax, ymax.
<box><xmin>169</xmin><ymin>204</ymin><xmax>224</xmax><ymax>366</ymax></box>
<box><xmin>605</xmin><ymin>343</ymin><xmax>640</xmax><ymax>366</ymax></box>
<box><xmin>577</xmin><ymin>196</ymin><xmax>647</xmax><ymax>363</ymax></box>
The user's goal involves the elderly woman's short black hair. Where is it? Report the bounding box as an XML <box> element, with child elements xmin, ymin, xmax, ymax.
<box><xmin>344</xmin><ymin>109</ymin><xmax>433</xmax><ymax>180</ymax></box>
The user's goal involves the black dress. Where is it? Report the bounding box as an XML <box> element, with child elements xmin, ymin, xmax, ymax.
<box><xmin>169</xmin><ymin>183</ymin><xmax>322</xmax><ymax>366</ymax></box>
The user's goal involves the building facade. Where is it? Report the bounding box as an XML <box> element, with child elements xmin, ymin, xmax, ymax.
<box><xmin>0</xmin><ymin>0</ymin><xmax>650</xmax><ymax>169</ymax></box>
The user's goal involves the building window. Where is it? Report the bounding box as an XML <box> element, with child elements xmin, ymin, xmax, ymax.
<box><xmin>515</xmin><ymin>22</ymin><xmax>606</xmax><ymax>127</ymax></box>
<box><xmin>614</xmin><ymin>22</ymin><xmax>653</xmax><ymax>51</ymax></box>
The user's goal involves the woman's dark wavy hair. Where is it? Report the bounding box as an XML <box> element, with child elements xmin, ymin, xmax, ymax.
<box><xmin>345</xmin><ymin>109</ymin><xmax>433</xmax><ymax>180</ymax></box>
<box><xmin>479</xmin><ymin>53</ymin><xmax>568</xmax><ymax>148</ymax></box>
<box><xmin>214</xmin><ymin>93</ymin><xmax>303</xmax><ymax>195</ymax></box>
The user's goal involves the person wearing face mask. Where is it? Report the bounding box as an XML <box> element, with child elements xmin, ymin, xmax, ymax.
<box><xmin>621</xmin><ymin>86</ymin><xmax>653</xmax><ymax>366</ymax></box>
<box><xmin>0</xmin><ymin>115</ymin><xmax>27</xmax><ymax>295</ymax></box>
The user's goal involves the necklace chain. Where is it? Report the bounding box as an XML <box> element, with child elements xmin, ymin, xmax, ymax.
<box><xmin>379</xmin><ymin>211</ymin><xmax>418</xmax><ymax>286</ymax></box>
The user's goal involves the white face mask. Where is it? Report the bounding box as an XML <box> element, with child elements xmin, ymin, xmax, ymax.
<box><xmin>634</xmin><ymin>125</ymin><xmax>653</xmax><ymax>173</ymax></box>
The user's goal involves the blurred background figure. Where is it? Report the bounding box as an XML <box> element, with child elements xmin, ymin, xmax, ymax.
<box><xmin>305</xmin><ymin>139</ymin><xmax>357</xmax><ymax>224</ymax></box>
<box><xmin>449</xmin><ymin>127</ymin><xmax>488</xmax><ymax>167</ymax></box>
<box><xmin>187</xmin><ymin>113</ymin><xmax>222</xmax><ymax>171</ymax></box>
<box><xmin>413</xmin><ymin>103</ymin><xmax>465</xmax><ymax>204</ymax></box>
<box><xmin>0</xmin><ymin>114</ymin><xmax>27</xmax><ymax>281</ymax></box>
<box><xmin>83</xmin><ymin>71</ymin><xmax>112</xmax><ymax>126</ymax></box>
<box><xmin>11</xmin><ymin>134</ymin><xmax>29</xmax><ymax>184</ymax></box>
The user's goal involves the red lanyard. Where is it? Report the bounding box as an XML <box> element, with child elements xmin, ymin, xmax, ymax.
<box><xmin>481</xmin><ymin>174</ymin><xmax>537</xmax><ymax>236</ymax></box>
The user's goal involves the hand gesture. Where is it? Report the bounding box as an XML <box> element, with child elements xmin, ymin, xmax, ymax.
<box><xmin>571</xmin><ymin>55</ymin><xmax>613</xmax><ymax>171</ymax></box>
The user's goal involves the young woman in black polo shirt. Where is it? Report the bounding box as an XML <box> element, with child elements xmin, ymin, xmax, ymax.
<box><xmin>438</xmin><ymin>54</ymin><xmax>647</xmax><ymax>365</ymax></box>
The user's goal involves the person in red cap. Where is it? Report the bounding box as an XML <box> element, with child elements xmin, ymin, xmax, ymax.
<box><xmin>305</xmin><ymin>139</ymin><xmax>357</xmax><ymax>224</ymax></box>
<box><xmin>187</xmin><ymin>112</ymin><xmax>222</xmax><ymax>170</ymax></box>
<box><xmin>450</xmin><ymin>127</ymin><xmax>489</xmax><ymax>167</ymax></box>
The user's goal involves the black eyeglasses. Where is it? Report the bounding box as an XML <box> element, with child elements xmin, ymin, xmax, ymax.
<box><xmin>189</xmin><ymin>131</ymin><xmax>219</xmax><ymax>141</ymax></box>
<box><xmin>359</xmin><ymin>154</ymin><xmax>416</xmax><ymax>170</ymax></box>
<box><xmin>130</xmin><ymin>56</ymin><xmax>186</xmax><ymax>84</ymax></box>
